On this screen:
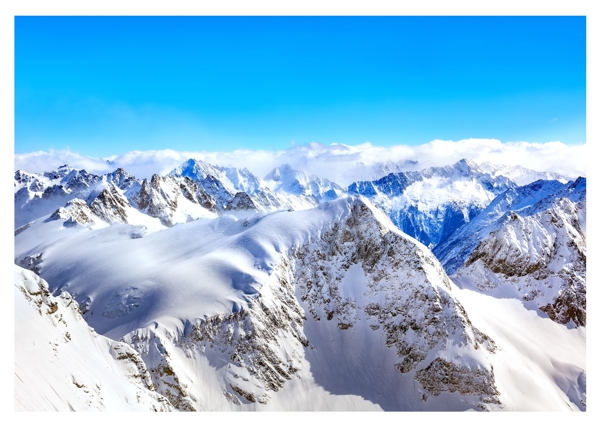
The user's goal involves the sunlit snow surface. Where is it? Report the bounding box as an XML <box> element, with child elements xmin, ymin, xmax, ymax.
<box><xmin>17</xmin><ymin>201</ymin><xmax>354</xmax><ymax>337</ymax></box>
<box><xmin>14</xmin><ymin>266</ymin><xmax>173</xmax><ymax>411</ymax></box>
<box><xmin>452</xmin><ymin>285</ymin><xmax>586</xmax><ymax>411</ymax></box>
<box><xmin>14</xmin><ymin>194</ymin><xmax>586</xmax><ymax>411</ymax></box>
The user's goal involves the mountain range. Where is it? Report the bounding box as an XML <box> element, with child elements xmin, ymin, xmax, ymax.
<box><xmin>13</xmin><ymin>158</ymin><xmax>586</xmax><ymax>411</ymax></box>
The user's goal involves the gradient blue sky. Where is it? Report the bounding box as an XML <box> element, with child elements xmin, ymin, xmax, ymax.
<box><xmin>15</xmin><ymin>16</ymin><xmax>586</xmax><ymax>157</ymax></box>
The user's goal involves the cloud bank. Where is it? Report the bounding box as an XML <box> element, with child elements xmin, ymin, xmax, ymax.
<box><xmin>14</xmin><ymin>139</ymin><xmax>586</xmax><ymax>186</ymax></box>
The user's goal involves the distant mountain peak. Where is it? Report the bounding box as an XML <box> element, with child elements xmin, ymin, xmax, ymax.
<box><xmin>264</xmin><ymin>163</ymin><xmax>299</xmax><ymax>182</ymax></box>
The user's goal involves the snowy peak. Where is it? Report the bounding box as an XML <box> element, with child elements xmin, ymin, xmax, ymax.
<box><xmin>264</xmin><ymin>163</ymin><xmax>296</xmax><ymax>183</ymax></box>
<box><xmin>104</xmin><ymin>167</ymin><xmax>139</xmax><ymax>191</ymax></box>
<box><xmin>14</xmin><ymin>158</ymin><xmax>587</xmax><ymax>412</ymax></box>
<box><xmin>169</xmin><ymin>158</ymin><xmax>263</xmax><ymax>196</ymax></box>
<box><xmin>50</xmin><ymin>198</ymin><xmax>97</xmax><ymax>226</ymax></box>
<box><xmin>168</xmin><ymin>159</ymin><xmax>326</xmax><ymax>211</ymax></box>
<box><xmin>348</xmin><ymin>170</ymin><xmax>422</xmax><ymax>198</ymax></box>
<box><xmin>435</xmin><ymin>178</ymin><xmax>586</xmax><ymax>275</ymax></box>
<box><xmin>129</xmin><ymin>174</ymin><xmax>216</xmax><ymax>227</ymax></box>
<box><xmin>479</xmin><ymin>161</ymin><xmax>574</xmax><ymax>186</ymax></box>
<box><xmin>220</xmin><ymin>165</ymin><xmax>263</xmax><ymax>195</ymax></box>
<box><xmin>419</xmin><ymin>159</ymin><xmax>515</xmax><ymax>192</ymax></box>
<box><xmin>472</xmin><ymin>178</ymin><xmax>584</xmax><ymax>229</ymax></box>
<box><xmin>419</xmin><ymin>158</ymin><xmax>480</xmax><ymax>179</ymax></box>
<box><xmin>176</xmin><ymin>176</ymin><xmax>218</xmax><ymax>212</ymax></box>
<box><xmin>264</xmin><ymin>166</ymin><xmax>310</xmax><ymax>195</ymax></box>
<box><xmin>15</xmin><ymin>166</ymin><xmax>122</xmax><ymax>228</ymax></box>
<box><xmin>456</xmin><ymin>158</ymin><xmax>479</xmax><ymax>173</ymax></box>
<box><xmin>225</xmin><ymin>192</ymin><xmax>260</xmax><ymax>212</ymax></box>
<box><xmin>89</xmin><ymin>184</ymin><xmax>132</xmax><ymax>224</ymax></box>
<box><xmin>60</xmin><ymin>168</ymin><xmax>100</xmax><ymax>188</ymax></box>
<box><xmin>263</xmin><ymin>163</ymin><xmax>346</xmax><ymax>201</ymax></box>
<box><xmin>48</xmin><ymin>183</ymin><xmax>134</xmax><ymax>227</ymax></box>
<box><xmin>43</xmin><ymin>164</ymin><xmax>73</xmax><ymax>180</ymax></box>
<box><xmin>169</xmin><ymin>158</ymin><xmax>222</xmax><ymax>183</ymax></box>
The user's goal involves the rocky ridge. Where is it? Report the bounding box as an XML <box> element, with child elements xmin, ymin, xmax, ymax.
<box><xmin>438</xmin><ymin>178</ymin><xmax>586</xmax><ymax>326</ymax></box>
<box><xmin>13</xmin><ymin>159</ymin><xmax>587</xmax><ymax>411</ymax></box>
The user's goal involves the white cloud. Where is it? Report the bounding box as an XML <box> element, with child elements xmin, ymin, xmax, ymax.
<box><xmin>14</xmin><ymin>139</ymin><xmax>586</xmax><ymax>187</ymax></box>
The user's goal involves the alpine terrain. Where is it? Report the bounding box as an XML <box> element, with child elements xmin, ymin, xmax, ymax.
<box><xmin>14</xmin><ymin>158</ymin><xmax>586</xmax><ymax>411</ymax></box>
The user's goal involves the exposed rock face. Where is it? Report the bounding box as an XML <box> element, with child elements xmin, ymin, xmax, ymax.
<box><xmin>15</xmin><ymin>161</ymin><xmax>320</xmax><ymax>233</ymax></box>
<box><xmin>540</xmin><ymin>283</ymin><xmax>586</xmax><ymax>327</ymax></box>
<box><xmin>60</xmin><ymin>169</ymin><xmax>102</xmax><ymax>192</ymax></box>
<box><xmin>177</xmin><ymin>176</ymin><xmax>217</xmax><ymax>212</ymax></box>
<box><xmin>21</xmin><ymin>196</ymin><xmax>500</xmax><ymax>410</ymax></box>
<box><xmin>14</xmin><ymin>166</ymin><xmax>101</xmax><ymax>228</ymax></box>
<box><xmin>225</xmin><ymin>192</ymin><xmax>260</xmax><ymax>212</ymax></box>
<box><xmin>46</xmin><ymin>184</ymin><xmax>133</xmax><ymax>226</ymax></box>
<box><xmin>105</xmin><ymin>167</ymin><xmax>140</xmax><ymax>192</ymax></box>
<box><xmin>15</xmin><ymin>165</ymin><xmax>216</xmax><ymax>230</ymax></box>
<box><xmin>17</xmin><ymin>252</ymin><xmax>44</xmax><ymax>275</ymax></box>
<box><xmin>170</xmin><ymin>158</ymin><xmax>263</xmax><ymax>196</ymax></box>
<box><xmin>291</xmin><ymin>198</ymin><xmax>499</xmax><ymax>405</ymax></box>
<box><xmin>89</xmin><ymin>185</ymin><xmax>131</xmax><ymax>224</ymax></box>
<box><xmin>170</xmin><ymin>159</ymin><xmax>321</xmax><ymax>212</ymax></box>
<box><xmin>127</xmin><ymin>174</ymin><xmax>218</xmax><ymax>226</ymax></box>
<box><xmin>15</xmin><ymin>170</ymin><xmax>45</xmax><ymax>191</ymax></box>
<box><xmin>120</xmin><ymin>198</ymin><xmax>499</xmax><ymax>410</ymax></box>
<box><xmin>50</xmin><ymin>199</ymin><xmax>96</xmax><ymax>226</ymax></box>
<box><xmin>121</xmin><ymin>256</ymin><xmax>307</xmax><ymax>410</ymax></box>
<box><xmin>130</xmin><ymin>174</ymin><xmax>178</xmax><ymax>226</ymax></box>
<box><xmin>435</xmin><ymin>179</ymin><xmax>580</xmax><ymax>274</ymax></box>
<box><xmin>13</xmin><ymin>160</ymin><xmax>587</xmax><ymax>412</ymax></box>
<box><xmin>415</xmin><ymin>358</ymin><xmax>500</xmax><ymax>408</ymax></box>
<box><xmin>195</xmin><ymin>174</ymin><xmax>235</xmax><ymax>211</ymax></box>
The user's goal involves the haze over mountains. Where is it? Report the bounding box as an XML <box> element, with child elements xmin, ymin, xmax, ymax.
<box><xmin>14</xmin><ymin>138</ymin><xmax>586</xmax><ymax>186</ymax></box>
<box><xmin>14</xmin><ymin>156</ymin><xmax>586</xmax><ymax>411</ymax></box>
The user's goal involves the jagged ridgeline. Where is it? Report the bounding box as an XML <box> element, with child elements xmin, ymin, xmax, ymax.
<box><xmin>14</xmin><ymin>158</ymin><xmax>586</xmax><ymax>411</ymax></box>
<box><xmin>436</xmin><ymin>177</ymin><xmax>587</xmax><ymax>327</ymax></box>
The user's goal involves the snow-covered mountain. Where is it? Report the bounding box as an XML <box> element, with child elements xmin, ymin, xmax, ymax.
<box><xmin>13</xmin><ymin>159</ymin><xmax>586</xmax><ymax>412</ymax></box>
<box><xmin>128</xmin><ymin>174</ymin><xmax>218</xmax><ymax>227</ymax></box>
<box><xmin>15</xmin><ymin>159</ymin><xmax>322</xmax><ymax>232</ymax></box>
<box><xmin>169</xmin><ymin>158</ymin><xmax>263</xmax><ymax>196</ymax></box>
<box><xmin>168</xmin><ymin>159</ymin><xmax>320</xmax><ymax>212</ymax></box>
<box><xmin>263</xmin><ymin>163</ymin><xmax>347</xmax><ymax>201</ymax></box>
<box><xmin>478</xmin><ymin>161</ymin><xmax>573</xmax><ymax>186</ymax></box>
<box><xmin>15</xmin><ymin>265</ymin><xmax>173</xmax><ymax>411</ymax></box>
<box><xmin>435</xmin><ymin>178</ymin><xmax>586</xmax><ymax>327</ymax></box>
<box><xmin>15</xmin><ymin>197</ymin><xmax>504</xmax><ymax>410</ymax></box>
<box><xmin>348</xmin><ymin>159</ymin><xmax>516</xmax><ymax>248</ymax></box>
<box><xmin>15</xmin><ymin>167</ymin><xmax>102</xmax><ymax>229</ymax></box>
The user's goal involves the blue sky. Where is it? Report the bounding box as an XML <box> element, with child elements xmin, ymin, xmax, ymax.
<box><xmin>15</xmin><ymin>16</ymin><xmax>586</xmax><ymax>157</ymax></box>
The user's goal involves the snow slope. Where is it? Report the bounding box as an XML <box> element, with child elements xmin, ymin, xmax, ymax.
<box><xmin>15</xmin><ymin>197</ymin><xmax>504</xmax><ymax>411</ymax></box>
<box><xmin>13</xmin><ymin>160</ymin><xmax>587</xmax><ymax>412</ymax></box>
<box><xmin>14</xmin><ymin>265</ymin><xmax>173</xmax><ymax>411</ymax></box>
<box><xmin>452</xmin><ymin>287</ymin><xmax>585</xmax><ymax>411</ymax></box>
